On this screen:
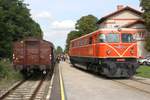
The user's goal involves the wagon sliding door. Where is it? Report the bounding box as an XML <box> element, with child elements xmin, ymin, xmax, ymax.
<box><xmin>25</xmin><ymin>41</ymin><xmax>40</xmax><ymax>65</ymax></box>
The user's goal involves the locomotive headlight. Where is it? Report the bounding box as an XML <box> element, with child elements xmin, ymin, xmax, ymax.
<box><xmin>106</xmin><ymin>50</ymin><xmax>111</xmax><ymax>55</ymax></box>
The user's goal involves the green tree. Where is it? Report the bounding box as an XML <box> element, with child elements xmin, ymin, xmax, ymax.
<box><xmin>140</xmin><ymin>0</ymin><xmax>150</xmax><ymax>51</ymax></box>
<box><xmin>0</xmin><ymin>0</ymin><xmax>43</xmax><ymax>58</ymax></box>
<box><xmin>75</xmin><ymin>15</ymin><xmax>98</xmax><ymax>35</ymax></box>
<box><xmin>65</xmin><ymin>15</ymin><xmax>98</xmax><ymax>52</ymax></box>
<box><xmin>65</xmin><ymin>31</ymin><xmax>81</xmax><ymax>52</ymax></box>
<box><xmin>56</xmin><ymin>46</ymin><xmax>63</xmax><ymax>55</ymax></box>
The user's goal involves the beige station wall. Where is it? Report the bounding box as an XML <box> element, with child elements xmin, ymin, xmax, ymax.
<box><xmin>99</xmin><ymin>10</ymin><xmax>141</xmax><ymax>28</ymax></box>
<box><xmin>137</xmin><ymin>41</ymin><xmax>150</xmax><ymax>58</ymax></box>
<box><xmin>110</xmin><ymin>10</ymin><xmax>141</xmax><ymax>19</ymax></box>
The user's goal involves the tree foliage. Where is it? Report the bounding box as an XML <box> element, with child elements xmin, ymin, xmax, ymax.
<box><xmin>56</xmin><ymin>46</ymin><xmax>63</xmax><ymax>55</ymax></box>
<box><xmin>0</xmin><ymin>0</ymin><xmax>43</xmax><ymax>58</ymax></box>
<box><xmin>65</xmin><ymin>15</ymin><xmax>98</xmax><ymax>52</ymax></box>
<box><xmin>65</xmin><ymin>31</ymin><xmax>81</xmax><ymax>52</ymax></box>
<box><xmin>140</xmin><ymin>0</ymin><xmax>150</xmax><ymax>51</ymax></box>
<box><xmin>75</xmin><ymin>15</ymin><xmax>98</xmax><ymax>35</ymax></box>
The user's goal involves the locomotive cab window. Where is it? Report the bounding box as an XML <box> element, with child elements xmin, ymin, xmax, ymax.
<box><xmin>106</xmin><ymin>33</ymin><xmax>120</xmax><ymax>43</ymax></box>
<box><xmin>98</xmin><ymin>33</ymin><xmax>120</xmax><ymax>43</ymax></box>
<box><xmin>122</xmin><ymin>33</ymin><xmax>134</xmax><ymax>43</ymax></box>
<box><xmin>99</xmin><ymin>34</ymin><xmax>106</xmax><ymax>43</ymax></box>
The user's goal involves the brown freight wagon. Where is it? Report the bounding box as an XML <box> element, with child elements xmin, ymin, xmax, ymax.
<box><xmin>13</xmin><ymin>38</ymin><xmax>55</xmax><ymax>74</ymax></box>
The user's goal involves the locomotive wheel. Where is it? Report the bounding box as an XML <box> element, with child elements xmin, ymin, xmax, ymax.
<box><xmin>93</xmin><ymin>65</ymin><xmax>99</xmax><ymax>73</ymax></box>
<box><xmin>127</xmin><ymin>64</ymin><xmax>135</xmax><ymax>77</ymax></box>
<box><xmin>107</xmin><ymin>62</ymin><xmax>117</xmax><ymax>76</ymax></box>
<box><xmin>86</xmin><ymin>63</ymin><xmax>92</xmax><ymax>72</ymax></box>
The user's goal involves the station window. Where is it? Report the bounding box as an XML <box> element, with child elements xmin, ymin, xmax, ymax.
<box><xmin>139</xmin><ymin>32</ymin><xmax>145</xmax><ymax>40</ymax></box>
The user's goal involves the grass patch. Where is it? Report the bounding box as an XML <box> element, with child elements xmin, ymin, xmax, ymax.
<box><xmin>0</xmin><ymin>60</ymin><xmax>22</xmax><ymax>87</ymax></box>
<box><xmin>136</xmin><ymin>65</ymin><xmax>150</xmax><ymax>78</ymax></box>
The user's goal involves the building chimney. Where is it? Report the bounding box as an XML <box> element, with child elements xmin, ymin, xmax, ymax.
<box><xmin>117</xmin><ymin>5</ymin><xmax>124</xmax><ymax>10</ymax></box>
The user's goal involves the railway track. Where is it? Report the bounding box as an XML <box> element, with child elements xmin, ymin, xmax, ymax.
<box><xmin>131</xmin><ymin>77</ymin><xmax>150</xmax><ymax>86</ymax></box>
<box><xmin>113</xmin><ymin>78</ymin><xmax>150</xmax><ymax>95</ymax></box>
<box><xmin>0</xmin><ymin>73</ymin><xmax>52</xmax><ymax>100</ymax></box>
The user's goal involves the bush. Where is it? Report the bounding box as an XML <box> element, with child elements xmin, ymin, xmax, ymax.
<box><xmin>0</xmin><ymin>60</ymin><xmax>22</xmax><ymax>80</ymax></box>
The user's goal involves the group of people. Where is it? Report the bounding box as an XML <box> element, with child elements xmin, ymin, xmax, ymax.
<box><xmin>56</xmin><ymin>54</ymin><xmax>68</xmax><ymax>63</ymax></box>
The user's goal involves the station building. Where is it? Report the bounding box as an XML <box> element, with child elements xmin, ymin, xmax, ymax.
<box><xmin>97</xmin><ymin>5</ymin><xmax>150</xmax><ymax>58</ymax></box>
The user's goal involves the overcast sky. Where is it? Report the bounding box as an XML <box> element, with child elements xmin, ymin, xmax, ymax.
<box><xmin>24</xmin><ymin>0</ymin><xmax>140</xmax><ymax>49</ymax></box>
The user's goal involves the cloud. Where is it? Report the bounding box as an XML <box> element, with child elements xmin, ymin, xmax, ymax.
<box><xmin>31</xmin><ymin>11</ymin><xmax>53</xmax><ymax>20</ymax></box>
<box><xmin>51</xmin><ymin>20</ymin><xmax>75</xmax><ymax>30</ymax></box>
<box><xmin>44</xmin><ymin>30</ymin><xmax>70</xmax><ymax>49</ymax></box>
<box><xmin>44</xmin><ymin>20</ymin><xmax>76</xmax><ymax>48</ymax></box>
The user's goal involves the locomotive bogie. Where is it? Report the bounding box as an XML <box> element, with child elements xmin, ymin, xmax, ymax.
<box><xmin>99</xmin><ymin>59</ymin><xmax>139</xmax><ymax>77</ymax></box>
<box><xmin>70</xmin><ymin>56</ymin><xmax>139</xmax><ymax>78</ymax></box>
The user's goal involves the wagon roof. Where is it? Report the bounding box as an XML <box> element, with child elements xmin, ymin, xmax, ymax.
<box><xmin>14</xmin><ymin>37</ymin><xmax>54</xmax><ymax>47</ymax></box>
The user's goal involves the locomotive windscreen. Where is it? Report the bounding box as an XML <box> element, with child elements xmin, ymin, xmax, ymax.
<box><xmin>99</xmin><ymin>33</ymin><xmax>120</xmax><ymax>43</ymax></box>
<box><xmin>122</xmin><ymin>33</ymin><xmax>134</xmax><ymax>43</ymax></box>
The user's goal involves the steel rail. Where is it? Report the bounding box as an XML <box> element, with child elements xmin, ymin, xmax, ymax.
<box><xmin>0</xmin><ymin>80</ymin><xmax>26</xmax><ymax>100</ymax></box>
<box><xmin>130</xmin><ymin>78</ymin><xmax>150</xmax><ymax>86</ymax></box>
<box><xmin>29</xmin><ymin>75</ymin><xmax>46</xmax><ymax>100</ymax></box>
<box><xmin>113</xmin><ymin>80</ymin><xmax>150</xmax><ymax>95</ymax></box>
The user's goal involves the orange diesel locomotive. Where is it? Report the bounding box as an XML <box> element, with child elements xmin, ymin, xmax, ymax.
<box><xmin>69</xmin><ymin>28</ymin><xmax>139</xmax><ymax>77</ymax></box>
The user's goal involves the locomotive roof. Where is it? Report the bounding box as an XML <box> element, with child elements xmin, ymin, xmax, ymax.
<box><xmin>70</xmin><ymin>28</ymin><xmax>144</xmax><ymax>42</ymax></box>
